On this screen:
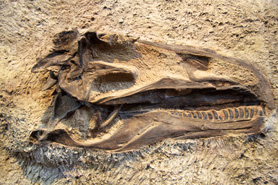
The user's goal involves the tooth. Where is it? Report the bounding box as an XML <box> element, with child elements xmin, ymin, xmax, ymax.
<box><xmin>208</xmin><ymin>112</ymin><xmax>213</xmax><ymax>120</ymax></box>
<box><xmin>250</xmin><ymin>109</ymin><xmax>254</xmax><ymax>118</ymax></box>
<box><xmin>171</xmin><ymin>111</ymin><xmax>175</xmax><ymax>115</ymax></box>
<box><xmin>223</xmin><ymin>110</ymin><xmax>229</xmax><ymax>120</ymax></box>
<box><xmin>234</xmin><ymin>108</ymin><xmax>239</xmax><ymax>119</ymax></box>
<box><xmin>202</xmin><ymin>112</ymin><xmax>208</xmax><ymax>120</ymax></box>
<box><xmin>228</xmin><ymin>109</ymin><xmax>234</xmax><ymax>119</ymax></box>
<box><xmin>179</xmin><ymin>112</ymin><xmax>183</xmax><ymax>117</ymax></box>
<box><xmin>197</xmin><ymin>112</ymin><xmax>202</xmax><ymax>119</ymax></box>
<box><xmin>192</xmin><ymin>112</ymin><xmax>197</xmax><ymax>118</ymax></box>
<box><xmin>212</xmin><ymin>110</ymin><xmax>218</xmax><ymax>119</ymax></box>
<box><xmin>183</xmin><ymin>113</ymin><xmax>187</xmax><ymax>117</ymax></box>
<box><xmin>245</xmin><ymin>107</ymin><xmax>249</xmax><ymax>118</ymax></box>
<box><xmin>239</xmin><ymin>108</ymin><xmax>244</xmax><ymax>118</ymax></box>
<box><xmin>254</xmin><ymin>109</ymin><xmax>258</xmax><ymax>115</ymax></box>
<box><xmin>259</xmin><ymin>110</ymin><xmax>264</xmax><ymax>116</ymax></box>
<box><xmin>187</xmin><ymin>111</ymin><xmax>192</xmax><ymax>118</ymax></box>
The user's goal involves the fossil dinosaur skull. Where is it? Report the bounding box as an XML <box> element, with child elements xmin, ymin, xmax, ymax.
<box><xmin>30</xmin><ymin>30</ymin><xmax>275</xmax><ymax>152</ymax></box>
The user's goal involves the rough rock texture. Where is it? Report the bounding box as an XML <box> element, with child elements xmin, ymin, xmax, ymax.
<box><xmin>0</xmin><ymin>0</ymin><xmax>278</xmax><ymax>184</ymax></box>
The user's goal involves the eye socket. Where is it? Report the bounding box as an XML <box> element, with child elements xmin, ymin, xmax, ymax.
<box><xmin>92</xmin><ymin>72</ymin><xmax>135</xmax><ymax>93</ymax></box>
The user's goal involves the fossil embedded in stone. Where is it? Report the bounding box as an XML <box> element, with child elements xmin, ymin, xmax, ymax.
<box><xmin>30</xmin><ymin>30</ymin><xmax>275</xmax><ymax>152</ymax></box>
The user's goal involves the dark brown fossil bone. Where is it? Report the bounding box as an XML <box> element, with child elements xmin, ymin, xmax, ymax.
<box><xmin>30</xmin><ymin>30</ymin><xmax>275</xmax><ymax>152</ymax></box>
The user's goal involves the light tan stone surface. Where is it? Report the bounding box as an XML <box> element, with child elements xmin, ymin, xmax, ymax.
<box><xmin>0</xmin><ymin>0</ymin><xmax>277</xmax><ymax>184</ymax></box>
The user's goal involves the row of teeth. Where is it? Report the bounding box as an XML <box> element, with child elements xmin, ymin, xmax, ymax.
<box><xmin>169</xmin><ymin>106</ymin><xmax>264</xmax><ymax>121</ymax></box>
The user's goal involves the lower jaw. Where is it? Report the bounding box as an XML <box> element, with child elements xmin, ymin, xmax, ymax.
<box><xmin>30</xmin><ymin>105</ymin><xmax>266</xmax><ymax>152</ymax></box>
<box><xmin>111</xmin><ymin>107</ymin><xmax>265</xmax><ymax>152</ymax></box>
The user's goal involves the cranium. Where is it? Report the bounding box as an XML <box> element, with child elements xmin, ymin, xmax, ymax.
<box><xmin>30</xmin><ymin>30</ymin><xmax>275</xmax><ymax>152</ymax></box>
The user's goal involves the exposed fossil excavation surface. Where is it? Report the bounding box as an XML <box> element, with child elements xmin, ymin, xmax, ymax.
<box><xmin>30</xmin><ymin>30</ymin><xmax>275</xmax><ymax>152</ymax></box>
